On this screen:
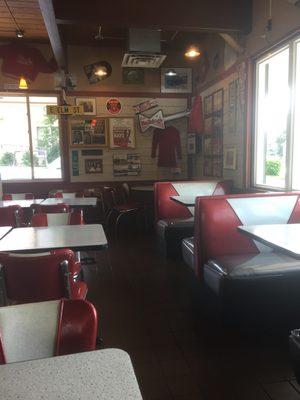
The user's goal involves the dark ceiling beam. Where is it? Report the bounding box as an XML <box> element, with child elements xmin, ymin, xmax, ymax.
<box><xmin>38</xmin><ymin>0</ymin><xmax>67</xmax><ymax>71</ymax></box>
<box><xmin>53</xmin><ymin>0</ymin><xmax>253</xmax><ymax>34</ymax></box>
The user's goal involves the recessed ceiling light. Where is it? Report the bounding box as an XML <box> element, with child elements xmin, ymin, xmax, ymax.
<box><xmin>185</xmin><ymin>45</ymin><xmax>201</xmax><ymax>58</ymax></box>
<box><xmin>94</xmin><ymin>67</ymin><xmax>108</xmax><ymax>77</ymax></box>
<box><xmin>16</xmin><ymin>29</ymin><xmax>24</xmax><ymax>38</ymax></box>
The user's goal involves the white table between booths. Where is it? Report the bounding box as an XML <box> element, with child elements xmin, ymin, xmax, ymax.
<box><xmin>0</xmin><ymin>199</ymin><xmax>44</xmax><ymax>208</ymax></box>
<box><xmin>0</xmin><ymin>349</ymin><xmax>143</xmax><ymax>400</ymax></box>
<box><xmin>0</xmin><ymin>224</ymin><xmax>107</xmax><ymax>253</ymax></box>
<box><xmin>170</xmin><ymin>195</ymin><xmax>197</xmax><ymax>206</ymax></box>
<box><xmin>0</xmin><ymin>226</ymin><xmax>12</xmax><ymax>239</ymax></box>
<box><xmin>237</xmin><ymin>224</ymin><xmax>300</xmax><ymax>258</ymax></box>
<box><xmin>41</xmin><ymin>197</ymin><xmax>98</xmax><ymax>207</ymax></box>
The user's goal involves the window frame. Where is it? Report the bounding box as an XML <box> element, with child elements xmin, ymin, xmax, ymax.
<box><xmin>0</xmin><ymin>92</ymin><xmax>64</xmax><ymax>183</ymax></box>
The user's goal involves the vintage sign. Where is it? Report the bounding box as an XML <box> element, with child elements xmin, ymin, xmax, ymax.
<box><xmin>106</xmin><ymin>98</ymin><xmax>122</xmax><ymax>114</ymax></box>
<box><xmin>133</xmin><ymin>98</ymin><xmax>158</xmax><ymax>114</ymax></box>
<box><xmin>109</xmin><ymin>118</ymin><xmax>135</xmax><ymax>149</ymax></box>
<box><xmin>138</xmin><ymin>110</ymin><xmax>165</xmax><ymax>133</ymax></box>
<box><xmin>71</xmin><ymin>150</ymin><xmax>79</xmax><ymax>176</ymax></box>
<box><xmin>46</xmin><ymin>105</ymin><xmax>84</xmax><ymax>115</ymax></box>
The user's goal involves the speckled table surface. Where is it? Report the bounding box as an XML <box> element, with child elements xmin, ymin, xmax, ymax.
<box><xmin>0</xmin><ymin>348</ymin><xmax>143</xmax><ymax>400</ymax></box>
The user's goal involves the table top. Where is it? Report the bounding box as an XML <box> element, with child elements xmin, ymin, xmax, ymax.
<box><xmin>170</xmin><ymin>195</ymin><xmax>196</xmax><ymax>206</ymax></box>
<box><xmin>237</xmin><ymin>223</ymin><xmax>300</xmax><ymax>258</ymax></box>
<box><xmin>0</xmin><ymin>349</ymin><xmax>142</xmax><ymax>400</ymax></box>
<box><xmin>0</xmin><ymin>226</ymin><xmax>12</xmax><ymax>239</ymax></box>
<box><xmin>42</xmin><ymin>197</ymin><xmax>98</xmax><ymax>207</ymax></box>
<box><xmin>0</xmin><ymin>224</ymin><xmax>107</xmax><ymax>253</ymax></box>
<box><xmin>0</xmin><ymin>199</ymin><xmax>44</xmax><ymax>208</ymax></box>
<box><xmin>131</xmin><ymin>185</ymin><xmax>154</xmax><ymax>192</ymax></box>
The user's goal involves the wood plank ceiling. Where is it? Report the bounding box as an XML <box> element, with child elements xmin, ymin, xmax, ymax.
<box><xmin>0</xmin><ymin>0</ymin><xmax>48</xmax><ymax>41</ymax></box>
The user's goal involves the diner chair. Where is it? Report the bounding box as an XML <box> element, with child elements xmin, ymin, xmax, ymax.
<box><xmin>0</xmin><ymin>205</ymin><xmax>23</xmax><ymax>227</ymax></box>
<box><xmin>155</xmin><ymin>180</ymin><xmax>233</xmax><ymax>258</ymax></box>
<box><xmin>30</xmin><ymin>202</ymin><xmax>70</xmax><ymax>215</ymax></box>
<box><xmin>2</xmin><ymin>193</ymin><xmax>34</xmax><ymax>201</ymax></box>
<box><xmin>31</xmin><ymin>209</ymin><xmax>84</xmax><ymax>227</ymax></box>
<box><xmin>0</xmin><ymin>299</ymin><xmax>97</xmax><ymax>364</ymax></box>
<box><xmin>0</xmin><ymin>249</ymin><xmax>87</xmax><ymax>305</ymax></box>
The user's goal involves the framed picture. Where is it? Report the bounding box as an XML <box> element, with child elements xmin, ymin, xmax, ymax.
<box><xmin>203</xmin><ymin>157</ymin><xmax>213</xmax><ymax>176</ymax></box>
<box><xmin>113</xmin><ymin>154</ymin><xmax>141</xmax><ymax>176</ymax></box>
<box><xmin>224</xmin><ymin>146</ymin><xmax>237</xmax><ymax>170</ymax></box>
<box><xmin>85</xmin><ymin>159</ymin><xmax>103</xmax><ymax>174</ymax></box>
<box><xmin>212</xmin><ymin>157</ymin><xmax>223</xmax><ymax>177</ymax></box>
<box><xmin>123</xmin><ymin>68</ymin><xmax>144</xmax><ymax>84</ymax></box>
<box><xmin>204</xmin><ymin>95</ymin><xmax>213</xmax><ymax>135</ymax></box>
<box><xmin>75</xmin><ymin>98</ymin><xmax>96</xmax><ymax>115</ymax></box>
<box><xmin>161</xmin><ymin>68</ymin><xmax>192</xmax><ymax>93</ymax></box>
<box><xmin>109</xmin><ymin>118</ymin><xmax>136</xmax><ymax>149</ymax></box>
<box><xmin>69</xmin><ymin>118</ymin><xmax>108</xmax><ymax>147</ymax></box>
<box><xmin>204</xmin><ymin>136</ymin><xmax>212</xmax><ymax>156</ymax></box>
<box><xmin>187</xmin><ymin>133</ymin><xmax>196</xmax><ymax>155</ymax></box>
<box><xmin>229</xmin><ymin>80</ymin><xmax>238</xmax><ymax>134</ymax></box>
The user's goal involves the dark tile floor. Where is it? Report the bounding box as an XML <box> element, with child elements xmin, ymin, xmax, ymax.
<box><xmin>83</xmin><ymin>233</ymin><xmax>300</xmax><ymax>400</ymax></box>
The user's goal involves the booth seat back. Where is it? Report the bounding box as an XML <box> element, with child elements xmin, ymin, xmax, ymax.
<box><xmin>31</xmin><ymin>209</ymin><xmax>84</xmax><ymax>227</ymax></box>
<box><xmin>0</xmin><ymin>206</ymin><xmax>22</xmax><ymax>227</ymax></box>
<box><xmin>0</xmin><ymin>299</ymin><xmax>97</xmax><ymax>364</ymax></box>
<box><xmin>3</xmin><ymin>193</ymin><xmax>34</xmax><ymax>201</ymax></box>
<box><xmin>154</xmin><ymin>180</ymin><xmax>232</xmax><ymax>223</ymax></box>
<box><xmin>194</xmin><ymin>192</ymin><xmax>300</xmax><ymax>278</ymax></box>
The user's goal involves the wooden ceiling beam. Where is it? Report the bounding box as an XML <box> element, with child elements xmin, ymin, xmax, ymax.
<box><xmin>38</xmin><ymin>0</ymin><xmax>66</xmax><ymax>70</ymax></box>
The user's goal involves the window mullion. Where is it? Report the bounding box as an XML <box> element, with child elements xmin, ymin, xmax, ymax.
<box><xmin>25</xmin><ymin>95</ymin><xmax>34</xmax><ymax>180</ymax></box>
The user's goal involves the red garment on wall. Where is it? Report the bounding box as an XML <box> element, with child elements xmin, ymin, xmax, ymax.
<box><xmin>151</xmin><ymin>126</ymin><xmax>182</xmax><ymax>167</ymax></box>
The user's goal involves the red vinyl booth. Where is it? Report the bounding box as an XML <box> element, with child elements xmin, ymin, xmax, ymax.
<box><xmin>0</xmin><ymin>249</ymin><xmax>87</xmax><ymax>304</ymax></box>
<box><xmin>31</xmin><ymin>203</ymin><xmax>70</xmax><ymax>214</ymax></box>
<box><xmin>0</xmin><ymin>299</ymin><xmax>97</xmax><ymax>364</ymax></box>
<box><xmin>2</xmin><ymin>193</ymin><xmax>34</xmax><ymax>201</ymax></box>
<box><xmin>182</xmin><ymin>193</ymin><xmax>300</xmax><ymax>310</ymax></box>
<box><xmin>31</xmin><ymin>209</ymin><xmax>84</xmax><ymax>227</ymax></box>
<box><xmin>0</xmin><ymin>205</ymin><xmax>23</xmax><ymax>227</ymax></box>
<box><xmin>154</xmin><ymin>180</ymin><xmax>232</xmax><ymax>258</ymax></box>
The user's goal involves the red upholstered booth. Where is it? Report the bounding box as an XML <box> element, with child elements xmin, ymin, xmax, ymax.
<box><xmin>155</xmin><ymin>180</ymin><xmax>232</xmax><ymax>258</ymax></box>
<box><xmin>31</xmin><ymin>203</ymin><xmax>70</xmax><ymax>214</ymax></box>
<box><xmin>31</xmin><ymin>209</ymin><xmax>84</xmax><ymax>227</ymax></box>
<box><xmin>0</xmin><ymin>205</ymin><xmax>23</xmax><ymax>227</ymax></box>
<box><xmin>0</xmin><ymin>249</ymin><xmax>87</xmax><ymax>304</ymax></box>
<box><xmin>0</xmin><ymin>299</ymin><xmax>98</xmax><ymax>364</ymax></box>
<box><xmin>182</xmin><ymin>193</ymin><xmax>300</xmax><ymax>315</ymax></box>
<box><xmin>2</xmin><ymin>193</ymin><xmax>34</xmax><ymax>201</ymax></box>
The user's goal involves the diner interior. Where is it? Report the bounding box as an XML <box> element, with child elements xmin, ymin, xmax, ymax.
<box><xmin>2</xmin><ymin>0</ymin><xmax>300</xmax><ymax>399</ymax></box>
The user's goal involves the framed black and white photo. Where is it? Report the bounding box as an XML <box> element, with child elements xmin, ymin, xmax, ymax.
<box><xmin>69</xmin><ymin>118</ymin><xmax>108</xmax><ymax>148</ymax></box>
<box><xmin>161</xmin><ymin>68</ymin><xmax>192</xmax><ymax>93</ymax></box>
<box><xmin>75</xmin><ymin>98</ymin><xmax>96</xmax><ymax>115</ymax></box>
<box><xmin>85</xmin><ymin>159</ymin><xmax>103</xmax><ymax>174</ymax></box>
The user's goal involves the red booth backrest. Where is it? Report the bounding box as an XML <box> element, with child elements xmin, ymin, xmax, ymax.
<box><xmin>194</xmin><ymin>192</ymin><xmax>300</xmax><ymax>278</ymax></box>
<box><xmin>0</xmin><ymin>206</ymin><xmax>22</xmax><ymax>227</ymax></box>
<box><xmin>154</xmin><ymin>180</ymin><xmax>233</xmax><ymax>223</ymax></box>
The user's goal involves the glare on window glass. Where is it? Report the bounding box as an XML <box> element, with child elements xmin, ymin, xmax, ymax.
<box><xmin>255</xmin><ymin>48</ymin><xmax>289</xmax><ymax>188</ymax></box>
<box><xmin>0</xmin><ymin>96</ymin><xmax>31</xmax><ymax>180</ymax></box>
<box><xmin>292</xmin><ymin>42</ymin><xmax>300</xmax><ymax>189</ymax></box>
<box><xmin>29</xmin><ymin>96</ymin><xmax>62</xmax><ymax>179</ymax></box>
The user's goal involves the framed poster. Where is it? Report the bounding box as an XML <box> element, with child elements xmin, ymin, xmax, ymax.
<box><xmin>75</xmin><ymin>98</ymin><xmax>96</xmax><ymax>115</ymax></box>
<box><xmin>109</xmin><ymin>118</ymin><xmax>136</xmax><ymax>149</ymax></box>
<box><xmin>85</xmin><ymin>159</ymin><xmax>103</xmax><ymax>174</ymax></box>
<box><xmin>212</xmin><ymin>89</ymin><xmax>224</xmax><ymax>135</ymax></box>
<box><xmin>229</xmin><ymin>80</ymin><xmax>237</xmax><ymax>134</ymax></box>
<box><xmin>187</xmin><ymin>133</ymin><xmax>196</xmax><ymax>155</ymax></box>
<box><xmin>123</xmin><ymin>68</ymin><xmax>144</xmax><ymax>84</ymax></box>
<box><xmin>212</xmin><ymin>136</ymin><xmax>223</xmax><ymax>155</ymax></box>
<box><xmin>212</xmin><ymin>157</ymin><xmax>223</xmax><ymax>177</ymax></box>
<box><xmin>113</xmin><ymin>154</ymin><xmax>141</xmax><ymax>176</ymax></box>
<box><xmin>204</xmin><ymin>136</ymin><xmax>212</xmax><ymax>156</ymax></box>
<box><xmin>224</xmin><ymin>146</ymin><xmax>237</xmax><ymax>170</ymax></box>
<box><xmin>204</xmin><ymin>94</ymin><xmax>213</xmax><ymax>135</ymax></box>
<box><xmin>69</xmin><ymin>118</ymin><xmax>108</xmax><ymax>147</ymax></box>
<box><xmin>161</xmin><ymin>68</ymin><xmax>192</xmax><ymax>93</ymax></box>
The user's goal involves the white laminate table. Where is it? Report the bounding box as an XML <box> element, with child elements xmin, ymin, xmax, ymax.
<box><xmin>0</xmin><ymin>226</ymin><xmax>12</xmax><ymax>239</ymax></box>
<box><xmin>41</xmin><ymin>197</ymin><xmax>98</xmax><ymax>207</ymax></box>
<box><xmin>0</xmin><ymin>224</ymin><xmax>107</xmax><ymax>253</ymax></box>
<box><xmin>237</xmin><ymin>223</ymin><xmax>300</xmax><ymax>258</ymax></box>
<box><xmin>131</xmin><ymin>185</ymin><xmax>154</xmax><ymax>192</ymax></box>
<box><xmin>0</xmin><ymin>349</ymin><xmax>143</xmax><ymax>400</ymax></box>
<box><xmin>170</xmin><ymin>195</ymin><xmax>197</xmax><ymax>206</ymax></box>
<box><xmin>0</xmin><ymin>199</ymin><xmax>44</xmax><ymax>208</ymax></box>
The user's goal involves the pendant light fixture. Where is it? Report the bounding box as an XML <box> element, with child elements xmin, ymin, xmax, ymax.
<box><xmin>165</xmin><ymin>69</ymin><xmax>177</xmax><ymax>76</ymax></box>
<box><xmin>185</xmin><ymin>45</ymin><xmax>201</xmax><ymax>59</ymax></box>
<box><xmin>19</xmin><ymin>75</ymin><xmax>28</xmax><ymax>90</ymax></box>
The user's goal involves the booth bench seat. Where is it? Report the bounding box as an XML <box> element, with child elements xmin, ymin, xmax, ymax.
<box><xmin>182</xmin><ymin>237</ymin><xmax>195</xmax><ymax>271</ymax></box>
<box><xmin>155</xmin><ymin>180</ymin><xmax>232</xmax><ymax>258</ymax></box>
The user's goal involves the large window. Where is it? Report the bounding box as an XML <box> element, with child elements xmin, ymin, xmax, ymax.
<box><xmin>0</xmin><ymin>95</ymin><xmax>62</xmax><ymax>181</ymax></box>
<box><xmin>253</xmin><ymin>37</ymin><xmax>300</xmax><ymax>190</ymax></box>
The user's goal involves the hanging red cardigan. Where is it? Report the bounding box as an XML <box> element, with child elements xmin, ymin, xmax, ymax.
<box><xmin>151</xmin><ymin>126</ymin><xmax>182</xmax><ymax>167</ymax></box>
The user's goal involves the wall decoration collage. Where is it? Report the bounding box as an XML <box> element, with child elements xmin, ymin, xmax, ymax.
<box><xmin>69</xmin><ymin>97</ymin><xmax>140</xmax><ymax>179</ymax></box>
<box><xmin>203</xmin><ymin>89</ymin><xmax>224</xmax><ymax>178</ymax></box>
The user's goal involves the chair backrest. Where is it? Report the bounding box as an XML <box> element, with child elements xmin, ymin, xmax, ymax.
<box><xmin>2</xmin><ymin>193</ymin><xmax>34</xmax><ymax>201</ymax></box>
<box><xmin>0</xmin><ymin>299</ymin><xmax>97</xmax><ymax>364</ymax></box>
<box><xmin>31</xmin><ymin>210</ymin><xmax>84</xmax><ymax>227</ymax></box>
<box><xmin>0</xmin><ymin>249</ymin><xmax>76</xmax><ymax>303</ymax></box>
<box><xmin>154</xmin><ymin>180</ymin><xmax>233</xmax><ymax>222</ymax></box>
<box><xmin>31</xmin><ymin>203</ymin><xmax>70</xmax><ymax>214</ymax></box>
<box><xmin>54</xmin><ymin>192</ymin><xmax>84</xmax><ymax>199</ymax></box>
<box><xmin>194</xmin><ymin>192</ymin><xmax>300</xmax><ymax>278</ymax></box>
<box><xmin>0</xmin><ymin>206</ymin><xmax>22</xmax><ymax>227</ymax></box>
<box><xmin>102</xmin><ymin>186</ymin><xmax>117</xmax><ymax>212</ymax></box>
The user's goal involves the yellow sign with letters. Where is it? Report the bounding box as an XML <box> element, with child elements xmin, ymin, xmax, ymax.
<box><xmin>46</xmin><ymin>105</ymin><xmax>84</xmax><ymax>115</ymax></box>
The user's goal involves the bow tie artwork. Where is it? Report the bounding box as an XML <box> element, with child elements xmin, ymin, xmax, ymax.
<box><xmin>138</xmin><ymin>109</ymin><xmax>191</xmax><ymax>133</ymax></box>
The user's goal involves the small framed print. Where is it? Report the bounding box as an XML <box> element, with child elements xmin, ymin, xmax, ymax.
<box><xmin>109</xmin><ymin>118</ymin><xmax>136</xmax><ymax>149</ymax></box>
<box><xmin>187</xmin><ymin>133</ymin><xmax>196</xmax><ymax>155</ymax></box>
<box><xmin>85</xmin><ymin>159</ymin><xmax>103</xmax><ymax>174</ymax></box>
<box><xmin>224</xmin><ymin>146</ymin><xmax>237</xmax><ymax>170</ymax></box>
<box><xmin>69</xmin><ymin>118</ymin><xmax>108</xmax><ymax>147</ymax></box>
<box><xmin>161</xmin><ymin>68</ymin><xmax>192</xmax><ymax>93</ymax></box>
<box><xmin>75</xmin><ymin>98</ymin><xmax>96</xmax><ymax>115</ymax></box>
